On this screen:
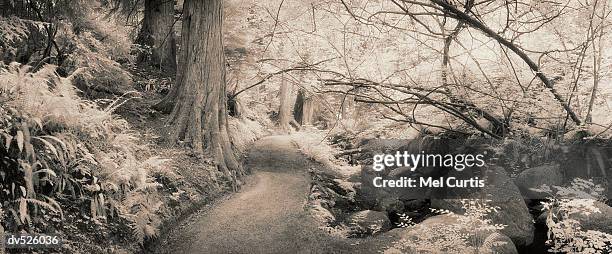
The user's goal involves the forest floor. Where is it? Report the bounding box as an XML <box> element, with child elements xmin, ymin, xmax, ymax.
<box><xmin>151</xmin><ymin>135</ymin><xmax>398</xmax><ymax>254</ymax></box>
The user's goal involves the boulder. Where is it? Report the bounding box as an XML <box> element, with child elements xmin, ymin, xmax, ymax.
<box><xmin>384</xmin><ymin>214</ymin><xmax>517</xmax><ymax>254</ymax></box>
<box><xmin>347</xmin><ymin>171</ymin><xmax>361</xmax><ymax>182</ymax></box>
<box><xmin>378</xmin><ymin>197</ymin><xmax>404</xmax><ymax>214</ymax></box>
<box><xmin>431</xmin><ymin>167</ymin><xmax>534</xmax><ymax>247</ymax></box>
<box><xmin>359</xmin><ymin>164</ymin><xmax>432</xmax><ymax>210</ymax></box>
<box><xmin>568</xmin><ymin>200</ymin><xmax>612</xmax><ymax>233</ymax></box>
<box><xmin>357</xmin><ymin>164</ymin><xmax>392</xmax><ymax>209</ymax></box>
<box><xmin>514</xmin><ymin>164</ymin><xmax>563</xmax><ymax>198</ymax></box>
<box><xmin>346</xmin><ymin>210</ymin><xmax>391</xmax><ymax>235</ymax></box>
<box><xmin>388</xmin><ymin>166</ymin><xmax>412</xmax><ymax>178</ymax></box>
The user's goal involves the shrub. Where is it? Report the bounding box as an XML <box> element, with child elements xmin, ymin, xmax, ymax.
<box><xmin>538</xmin><ymin>179</ymin><xmax>612</xmax><ymax>253</ymax></box>
<box><xmin>0</xmin><ymin>63</ymin><xmax>167</xmax><ymax>244</ymax></box>
<box><xmin>385</xmin><ymin>200</ymin><xmax>506</xmax><ymax>254</ymax></box>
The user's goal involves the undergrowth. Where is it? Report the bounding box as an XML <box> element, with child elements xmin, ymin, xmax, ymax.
<box><xmin>537</xmin><ymin>179</ymin><xmax>612</xmax><ymax>253</ymax></box>
<box><xmin>291</xmin><ymin>130</ymin><xmax>359</xmax><ymax>176</ymax></box>
<box><xmin>385</xmin><ymin>200</ymin><xmax>507</xmax><ymax>254</ymax></box>
<box><xmin>0</xmin><ymin>63</ymin><xmax>168</xmax><ymax>247</ymax></box>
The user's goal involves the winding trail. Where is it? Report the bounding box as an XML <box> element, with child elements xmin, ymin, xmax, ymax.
<box><xmin>156</xmin><ymin>136</ymin><xmax>395</xmax><ymax>254</ymax></box>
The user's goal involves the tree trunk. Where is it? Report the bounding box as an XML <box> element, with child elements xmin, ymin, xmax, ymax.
<box><xmin>152</xmin><ymin>0</ymin><xmax>188</xmax><ymax>113</ymax></box>
<box><xmin>441</xmin><ymin>35</ymin><xmax>452</xmax><ymax>88</ymax></box>
<box><xmin>293</xmin><ymin>89</ymin><xmax>304</xmax><ymax>124</ymax></box>
<box><xmin>136</xmin><ymin>0</ymin><xmax>177</xmax><ymax>74</ymax></box>
<box><xmin>340</xmin><ymin>95</ymin><xmax>354</xmax><ymax>120</ymax></box>
<box><xmin>294</xmin><ymin>89</ymin><xmax>315</xmax><ymax>125</ymax></box>
<box><xmin>585</xmin><ymin>41</ymin><xmax>602</xmax><ymax>124</ymax></box>
<box><xmin>227</xmin><ymin>95</ymin><xmax>242</xmax><ymax>117</ymax></box>
<box><xmin>166</xmin><ymin>0</ymin><xmax>242</xmax><ymax>186</ymax></box>
<box><xmin>278</xmin><ymin>75</ymin><xmax>292</xmax><ymax>132</ymax></box>
<box><xmin>302</xmin><ymin>97</ymin><xmax>315</xmax><ymax>125</ymax></box>
<box><xmin>585</xmin><ymin>0</ymin><xmax>607</xmax><ymax>124</ymax></box>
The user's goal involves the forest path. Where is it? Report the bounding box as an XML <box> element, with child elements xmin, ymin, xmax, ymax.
<box><xmin>155</xmin><ymin>135</ymin><xmax>395</xmax><ymax>254</ymax></box>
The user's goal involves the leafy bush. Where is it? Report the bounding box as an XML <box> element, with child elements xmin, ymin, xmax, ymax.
<box><xmin>0</xmin><ymin>93</ymin><xmax>68</xmax><ymax>230</ymax></box>
<box><xmin>538</xmin><ymin>179</ymin><xmax>612</xmax><ymax>253</ymax></box>
<box><xmin>385</xmin><ymin>200</ymin><xmax>506</xmax><ymax>254</ymax></box>
<box><xmin>0</xmin><ymin>63</ymin><xmax>167</xmax><ymax>244</ymax></box>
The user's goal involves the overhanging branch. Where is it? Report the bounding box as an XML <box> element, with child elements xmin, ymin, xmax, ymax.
<box><xmin>429</xmin><ymin>0</ymin><xmax>582</xmax><ymax>125</ymax></box>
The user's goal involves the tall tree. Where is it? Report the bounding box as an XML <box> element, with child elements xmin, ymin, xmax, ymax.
<box><xmin>585</xmin><ymin>0</ymin><xmax>608</xmax><ymax>124</ymax></box>
<box><xmin>294</xmin><ymin>89</ymin><xmax>316</xmax><ymax>126</ymax></box>
<box><xmin>136</xmin><ymin>0</ymin><xmax>177</xmax><ymax>73</ymax></box>
<box><xmin>278</xmin><ymin>74</ymin><xmax>293</xmax><ymax>132</ymax></box>
<box><xmin>166</xmin><ymin>0</ymin><xmax>242</xmax><ymax>185</ymax></box>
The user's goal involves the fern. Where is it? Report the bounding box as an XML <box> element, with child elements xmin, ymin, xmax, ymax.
<box><xmin>119</xmin><ymin>191</ymin><xmax>163</xmax><ymax>245</ymax></box>
<box><xmin>0</xmin><ymin>63</ymin><xmax>168</xmax><ymax>244</ymax></box>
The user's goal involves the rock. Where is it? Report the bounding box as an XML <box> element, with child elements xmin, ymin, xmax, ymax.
<box><xmin>357</xmin><ymin>136</ymin><xmax>455</xmax><ymax>208</ymax></box>
<box><xmin>384</xmin><ymin>214</ymin><xmax>517</xmax><ymax>254</ymax></box>
<box><xmin>378</xmin><ymin>197</ymin><xmax>404</xmax><ymax>214</ymax></box>
<box><xmin>388</xmin><ymin>166</ymin><xmax>413</xmax><ymax>178</ymax></box>
<box><xmin>347</xmin><ymin>171</ymin><xmax>361</xmax><ymax>182</ymax></box>
<box><xmin>514</xmin><ymin>164</ymin><xmax>563</xmax><ymax>198</ymax></box>
<box><xmin>358</xmin><ymin>164</ymin><xmax>431</xmax><ymax>210</ymax></box>
<box><xmin>431</xmin><ymin>167</ymin><xmax>535</xmax><ymax>247</ymax></box>
<box><xmin>535</xmin><ymin>211</ymin><xmax>548</xmax><ymax>225</ymax></box>
<box><xmin>568</xmin><ymin>200</ymin><xmax>612</xmax><ymax>233</ymax></box>
<box><xmin>346</xmin><ymin>210</ymin><xmax>391</xmax><ymax>235</ymax></box>
<box><xmin>357</xmin><ymin>164</ymin><xmax>392</xmax><ymax>209</ymax></box>
<box><xmin>402</xmin><ymin>199</ymin><xmax>428</xmax><ymax>211</ymax></box>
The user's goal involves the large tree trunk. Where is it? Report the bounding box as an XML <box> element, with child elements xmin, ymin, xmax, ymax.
<box><xmin>302</xmin><ymin>98</ymin><xmax>315</xmax><ymax>125</ymax></box>
<box><xmin>293</xmin><ymin>89</ymin><xmax>316</xmax><ymax>126</ymax></box>
<box><xmin>293</xmin><ymin>89</ymin><xmax>305</xmax><ymax>124</ymax></box>
<box><xmin>166</xmin><ymin>0</ymin><xmax>242</xmax><ymax>186</ymax></box>
<box><xmin>136</xmin><ymin>0</ymin><xmax>177</xmax><ymax>74</ymax></box>
<box><xmin>278</xmin><ymin>75</ymin><xmax>292</xmax><ymax>132</ymax></box>
<box><xmin>152</xmin><ymin>0</ymin><xmax>188</xmax><ymax>113</ymax></box>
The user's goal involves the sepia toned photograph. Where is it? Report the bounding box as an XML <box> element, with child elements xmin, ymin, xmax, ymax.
<box><xmin>0</xmin><ymin>0</ymin><xmax>611</xmax><ymax>253</ymax></box>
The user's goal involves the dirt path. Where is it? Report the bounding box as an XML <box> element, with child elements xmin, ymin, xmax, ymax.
<box><xmin>154</xmin><ymin>135</ymin><xmax>395</xmax><ymax>254</ymax></box>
